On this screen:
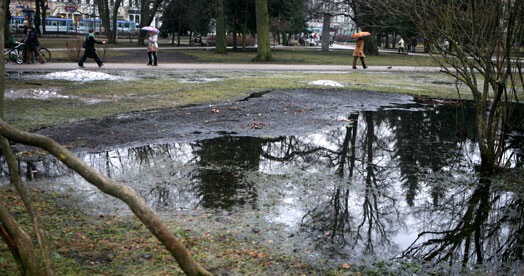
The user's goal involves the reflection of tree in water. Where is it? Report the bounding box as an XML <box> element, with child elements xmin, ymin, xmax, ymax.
<box><xmin>0</xmin><ymin>154</ymin><xmax>72</xmax><ymax>182</ymax></box>
<box><xmin>404</xmin><ymin>178</ymin><xmax>524</xmax><ymax>267</ymax></box>
<box><xmin>190</xmin><ymin>137</ymin><xmax>264</xmax><ymax>210</ymax></box>
<box><xmin>390</xmin><ymin>100</ymin><xmax>478</xmax><ymax>207</ymax></box>
<box><xmin>299</xmin><ymin>112</ymin><xmax>400</xmax><ymax>256</ymax></box>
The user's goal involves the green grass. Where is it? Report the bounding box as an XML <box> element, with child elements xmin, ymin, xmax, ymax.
<box><xmin>5</xmin><ymin>71</ymin><xmax>477</xmax><ymax>130</ymax></box>
<box><xmin>169</xmin><ymin>48</ymin><xmax>440</xmax><ymax>66</ymax></box>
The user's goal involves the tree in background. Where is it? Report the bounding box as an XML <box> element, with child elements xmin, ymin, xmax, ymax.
<box><xmin>138</xmin><ymin>0</ymin><xmax>164</xmax><ymax>45</ymax></box>
<box><xmin>384</xmin><ymin>0</ymin><xmax>524</xmax><ymax>173</ymax></box>
<box><xmin>33</xmin><ymin>0</ymin><xmax>48</xmax><ymax>34</ymax></box>
<box><xmin>96</xmin><ymin>0</ymin><xmax>123</xmax><ymax>44</ymax></box>
<box><xmin>344</xmin><ymin>0</ymin><xmax>386</xmax><ymax>55</ymax></box>
<box><xmin>305</xmin><ymin>0</ymin><xmax>348</xmax><ymax>52</ymax></box>
<box><xmin>216</xmin><ymin>0</ymin><xmax>227</xmax><ymax>53</ymax></box>
<box><xmin>268</xmin><ymin>0</ymin><xmax>307</xmax><ymax>46</ymax></box>
<box><xmin>254</xmin><ymin>0</ymin><xmax>272</xmax><ymax>61</ymax></box>
<box><xmin>160</xmin><ymin>0</ymin><xmax>212</xmax><ymax>46</ymax></box>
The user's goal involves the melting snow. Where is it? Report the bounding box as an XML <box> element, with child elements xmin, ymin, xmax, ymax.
<box><xmin>41</xmin><ymin>69</ymin><xmax>130</xmax><ymax>82</ymax></box>
<box><xmin>180</xmin><ymin>77</ymin><xmax>222</xmax><ymax>84</ymax></box>
<box><xmin>6</xmin><ymin>88</ymin><xmax>69</xmax><ymax>99</ymax></box>
<box><xmin>308</xmin><ymin>80</ymin><xmax>344</xmax><ymax>87</ymax></box>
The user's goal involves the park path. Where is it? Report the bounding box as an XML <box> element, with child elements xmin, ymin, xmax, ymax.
<box><xmin>6</xmin><ymin>62</ymin><xmax>445</xmax><ymax>73</ymax></box>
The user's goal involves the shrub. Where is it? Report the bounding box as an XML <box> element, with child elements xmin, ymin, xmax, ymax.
<box><xmin>65</xmin><ymin>38</ymin><xmax>83</xmax><ymax>62</ymax></box>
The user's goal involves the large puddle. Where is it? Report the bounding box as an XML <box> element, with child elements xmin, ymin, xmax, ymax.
<box><xmin>3</xmin><ymin>99</ymin><xmax>524</xmax><ymax>273</ymax></box>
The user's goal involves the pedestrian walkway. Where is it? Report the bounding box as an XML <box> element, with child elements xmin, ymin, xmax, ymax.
<box><xmin>5</xmin><ymin>62</ymin><xmax>447</xmax><ymax>73</ymax></box>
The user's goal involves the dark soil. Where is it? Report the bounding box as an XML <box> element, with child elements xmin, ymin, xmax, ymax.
<box><xmin>30</xmin><ymin>88</ymin><xmax>413</xmax><ymax>152</ymax></box>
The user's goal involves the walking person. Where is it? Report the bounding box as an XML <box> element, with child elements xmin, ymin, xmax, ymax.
<box><xmin>352</xmin><ymin>37</ymin><xmax>367</xmax><ymax>69</ymax></box>
<box><xmin>147</xmin><ymin>31</ymin><xmax>158</xmax><ymax>66</ymax></box>
<box><xmin>23</xmin><ymin>25</ymin><xmax>46</xmax><ymax>64</ymax></box>
<box><xmin>78</xmin><ymin>29</ymin><xmax>106</xmax><ymax>68</ymax></box>
<box><xmin>398</xmin><ymin>37</ymin><xmax>405</xmax><ymax>53</ymax></box>
<box><xmin>21</xmin><ymin>20</ymin><xmax>29</xmax><ymax>63</ymax></box>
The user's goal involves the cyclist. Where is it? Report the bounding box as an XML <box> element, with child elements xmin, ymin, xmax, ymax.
<box><xmin>22</xmin><ymin>25</ymin><xmax>46</xmax><ymax>64</ymax></box>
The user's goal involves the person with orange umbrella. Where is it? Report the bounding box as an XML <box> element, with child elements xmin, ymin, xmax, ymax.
<box><xmin>351</xmin><ymin>31</ymin><xmax>369</xmax><ymax>69</ymax></box>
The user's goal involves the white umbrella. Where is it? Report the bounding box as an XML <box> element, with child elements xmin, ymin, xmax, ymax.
<box><xmin>141</xmin><ymin>26</ymin><xmax>159</xmax><ymax>33</ymax></box>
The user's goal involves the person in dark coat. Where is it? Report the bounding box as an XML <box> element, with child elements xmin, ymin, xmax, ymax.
<box><xmin>23</xmin><ymin>25</ymin><xmax>46</xmax><ymax>64</ymax></box>
<box><xmin>78</xmin><ymin>29</ymin><xmax>106</xmax><ymax>68</ymax></box>
<box><xmin>21</xmin><ymin>20</ymin><xmax>29</xmax><ymax>63</ymax></box>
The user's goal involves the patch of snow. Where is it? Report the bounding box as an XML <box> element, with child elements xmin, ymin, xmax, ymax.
<box><xmin>40</xmin><ymin>69</ymin><xmax>130</xmax><ymax>82</ymax></box>
<box><xmin>180</xmin><ymin>77</ymin><xmax>222</xmax><ymax>84</ymax></box>
<box><xmin>5</xmin><ymin>88</ymin><xmax>69</xmax><ymax>99</ymax></box>
<box><xmin>308</xmin><ymin>80</ymin><xmax>344</xmax><ymax>87</ymax></box>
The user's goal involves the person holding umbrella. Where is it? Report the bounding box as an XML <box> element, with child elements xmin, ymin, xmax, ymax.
<box><xmin>142</xmin><ymin>26</ymin><xmax>159</xmax><ymax>66</ymax></box>
<box><xmin>351</xmin><ymin>32</ymin><xmax>369</xmax><ymax>69</ymax></box>
<box><xmin>78</xmin><ymin>29</ymin><xmax>106</xmax><ymax>68</ymax></box>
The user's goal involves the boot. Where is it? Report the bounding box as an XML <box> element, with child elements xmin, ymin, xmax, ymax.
<box><xmin>352</xmin><ymin>56</ymin><xmax>358</xmax><ymax>69</ymax></box>
<box><xmin>360</xmin><ymin>57</ymin><xmax>367</xmax><ymax>69</ymax></box>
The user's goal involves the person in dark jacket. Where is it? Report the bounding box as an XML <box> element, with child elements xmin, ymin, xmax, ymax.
<box><xmin>78</xmin><ymin>29</ymin><xmax>106</xmax><ymax>68</ymax></box>
<box><xmin>21</xmin><ymin>20</ymin><xmax>29</xmax><ymax>63</ymax></box>
<box><xmin>23</xmin><ymin>25</ymin><xmax>46</xmax><ymax>64</ymax></box>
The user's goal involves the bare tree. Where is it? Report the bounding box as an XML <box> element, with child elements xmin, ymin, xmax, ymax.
<box><xmin>384</xmin><ymin>0</ymin><xmax>524</xmax><ymax>173</ymax></box>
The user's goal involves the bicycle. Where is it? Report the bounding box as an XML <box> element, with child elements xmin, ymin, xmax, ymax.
<box><xmin>8</xmin><ymin>42</ymin><xmax>51</xmax><ymax>64</ymax></box>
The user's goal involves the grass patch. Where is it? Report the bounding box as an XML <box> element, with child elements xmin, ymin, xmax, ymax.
<box><xmin>177</xmin><ymin>48</ymin><xmax>440</xmax><ymax>67</ymax></box>
<box><xmin>0</xmin><ymin>187</ymin><xmax>329</xmax><ymax>275</ymax></box>
<box><xmin>5</xmin><ymin>71</ymin><xmax>487</xmax><ymax>130</ymax></box>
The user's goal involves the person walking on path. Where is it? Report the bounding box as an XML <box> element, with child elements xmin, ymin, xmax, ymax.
<box><xmin>147</xmin><ymin>31</ymin><xmax>158</xmax><ymax>66</ymax></box>
<box><xmin>352</xmin><ymin>37</ymin><xmax>367</xmax><ymax>69</ymax></box>
<box><xmin>398</xmin><ymin>37</ymin><xmax>405</xmax><ymax>53</ymax></box>
<box><xmin>78</xmin><ymin>29</ymin><xmax>106</xmax><ymax>68</ymax></box>
<box><xmin>23</xmin><ymin>25</ymin><xmax>46</xmax><ymax>64</ymax></box>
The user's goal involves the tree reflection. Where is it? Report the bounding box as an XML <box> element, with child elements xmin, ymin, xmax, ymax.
<box><xmin>298</xmin><ymin>112</ymin><xmax>401</xmax><ymax>257</ymax></box>
<box><xmin>189</xmin><ymin>137</ymin><xmax>263</xmax><ymax>210</ymax></box>
<box><xmin>403</xmin><ymin>177</ymin><xmax>524</xmax><ymax>267</ymax></box>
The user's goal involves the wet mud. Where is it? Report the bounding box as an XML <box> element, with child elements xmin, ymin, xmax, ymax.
<box><xmin>31</xmin><ymin>88</ymin><xmax>413</xmax><ymax>152</ymax></box>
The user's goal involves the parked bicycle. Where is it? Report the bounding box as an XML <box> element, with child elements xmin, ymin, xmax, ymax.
<box><xmin>7</xmin><ymin>42</ymin><xmax>51</xmax><ymax>64</ymax></box>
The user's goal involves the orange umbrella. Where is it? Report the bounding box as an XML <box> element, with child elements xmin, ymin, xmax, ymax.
<box><xmin>351</xmin><ymin>31</ymin><xmax>371</xmax><ymax>38</ymax></box>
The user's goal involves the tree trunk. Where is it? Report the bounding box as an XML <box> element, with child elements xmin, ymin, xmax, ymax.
<box><xmin>3</xmin><ymin>0</ymin><xmax>10</xmax><ymax>41</ymax></box>
<box><xmin>0</xmin><ymin>9</ymin><xmax>49</xmax><ymax>275</ymax></box>
<box><xmin>138</xmin><ymin>0</ymin><xmax>163</xmax><ymax>45</ymax></box>
<box><xmin>363</xmin><ymin>34</ymin><xmax>379</xmax><ymax>55</ymax></box>
<box><xmin>97</xmin><ymin>0</ymin><xmax>113</xmax><ymax>43</ymax></box>
<box><xmin>0</xmin><ymin>137</ymin><xmax>55</xmax><ymax>275</ymax></box>
<box><xmin>321</xmin><ymin>13</ymin><xmax>331</xmax><ymax>52</ymax></box>
<box><xmin>40</xmin><ymin>0</ymin><xmax>47</xmax><ymax>34</ymax></box>
<box><xmin>254</xmin><ymin>0</ymin><xmax>272</xmax><ymax>61</ymax></box>
<box><xmin>216</xmin><ymin>0</ymin><xmax>227</xmax><ymax>54</ymax></box>
<box><xmin>242</xmin><ymin>0</ymin><xmax>247</xmax><ymax>51</ymax></box>
<box><xmin>34</xmin><ymin>0</ymin><xmax>41</xmax><ymax>34</ymax></box>
<box><xmin>233</xmin><ymin>30</ymin><xmax>238</xmax><ymax>51</ymax></box>
<box><xmin>0</xmin><ymin>121</ymin><xmax>213</xmax><ymax>276</ymax></box>
<box><xmin>0</xmin><ymin>203</ymin><xmax>44</xmax><ymax>276</ymax></box>
<box><xmin>111</xmin><ymin>0</ymin><xmax>123</xmax><ymax>43</ymax></box>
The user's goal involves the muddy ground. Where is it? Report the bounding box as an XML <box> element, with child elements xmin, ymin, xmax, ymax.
<box><xmin>30</xmin><ymin>88</ymin><xmax>413</xmax><ymax>152</ymax></box>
